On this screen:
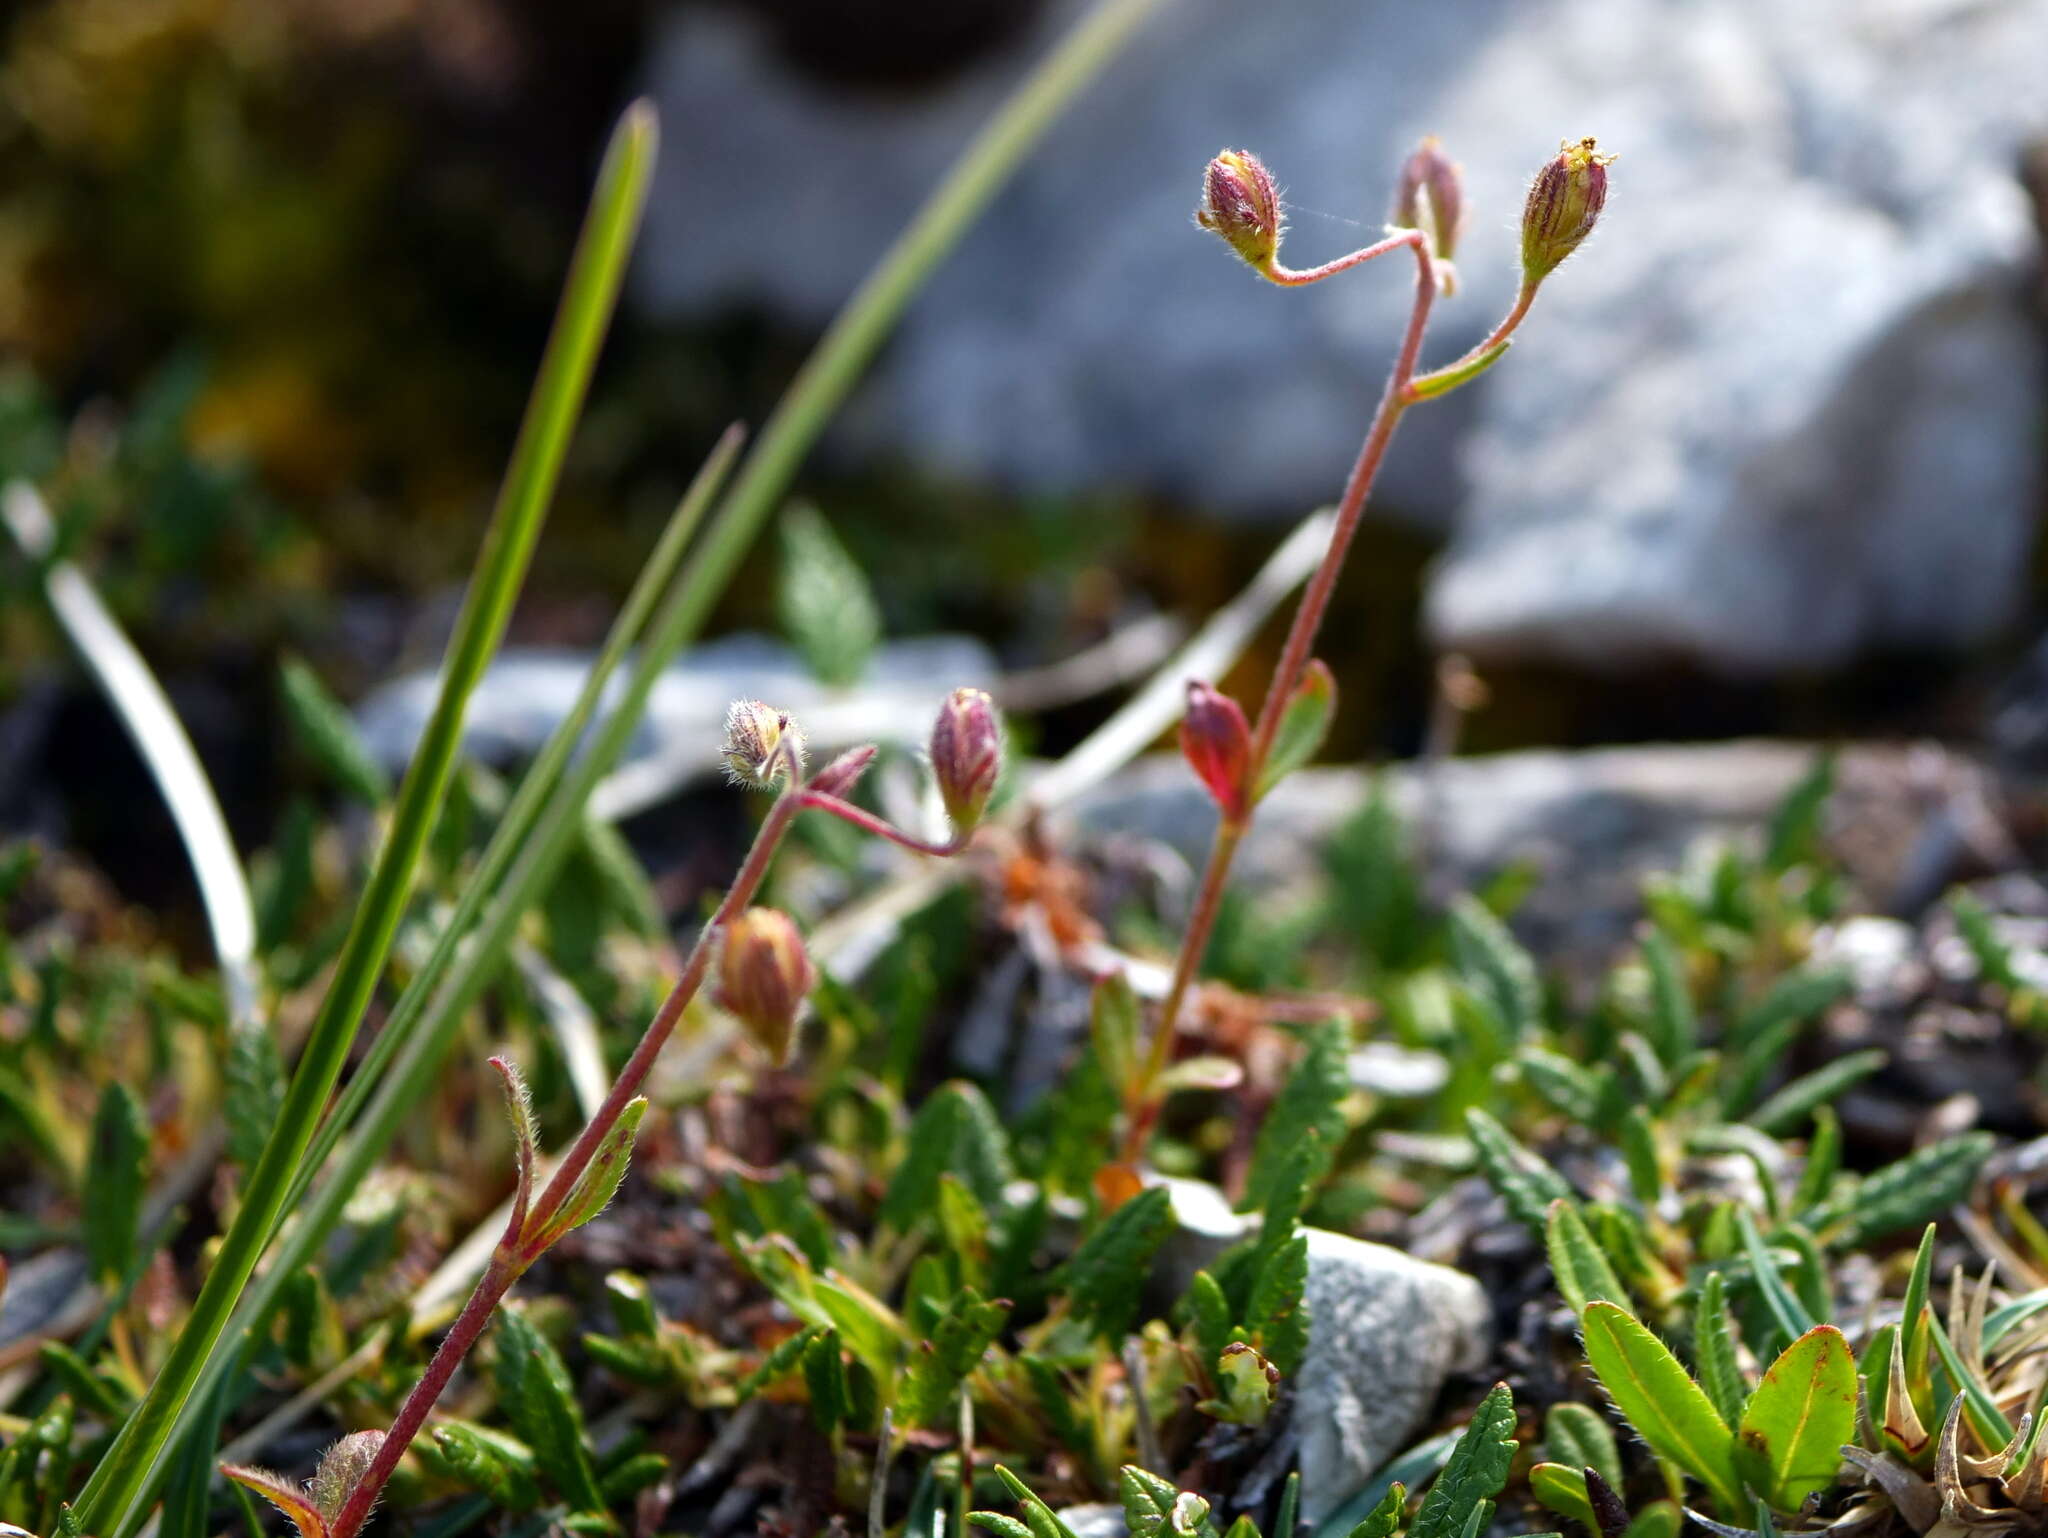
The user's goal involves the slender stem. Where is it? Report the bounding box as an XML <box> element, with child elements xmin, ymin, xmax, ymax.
<box><xmin>1121</xmin><ymin>230</ymin><xmax>1438</xmax><ymax>1162</ymax></box>
<box><xmin>326</xmin><ymin>780</ymin><xmax>806</xmax><ymax>1538</ymax></box>
<box><xmin>799</xmin><ymin>790</ymin><xmax>967</xmax><ymax>858</ymax></box>
<box><xmin>1266</xmin><ymin>230</ymin><xmax>1417</xmax><ymax>287</ymax></box>
<box><xmin>1407</xmin><ymin>278</ymin><xmax>1537</xmax><ymax>399</ymax></box>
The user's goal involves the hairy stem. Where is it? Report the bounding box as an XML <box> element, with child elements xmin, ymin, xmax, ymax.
<box><xmin>799</xmin><ymin>790</ymin><xmax>969</xmax><ymax>858</ymax></box>
<box><xmin>324</xmin><ymin>781</ymin><xmax>806</xmax><ymax>1538</ymax></box>
<box><xmin>1122</xmin><ymin>229</ymin><xmax>1437</xmax><ymax>1161</ymax></box>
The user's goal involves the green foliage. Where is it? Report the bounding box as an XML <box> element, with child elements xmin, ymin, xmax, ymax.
<box><xmin>492</xmin><ymin>1308</ymin><xmax>609</xmax><ymax>1516</ymax></box>
<box><xmin>777</xmin><ymin>502</ymin><xmax>882</xmax><ymax>688</ymax></box>
<box><xmin>1066</xmin><ymin>1186</ymin><xmax>1173</xmax><ymax>1344</ymax></box>
<box><xmin>278</xmin><ymin>657</ymin><xmax>390</xmax><ymax>804</ymax></box>
<box><xmin>883</xmin><ymin>1080</ymin><xmax>1016</xmax><ymax>1232</ymax></box>
<box><xmin>1241</xmin><ymin>1021</ymin><xmax>1348</xmax><ymax>1213</ymax></box>
<box><xmin>1734</xmin><ymin>1325</ymin><xmax>1857</xmax><ymax>1511</ymax></box>
<box><xmin>1447</xmin><ymin>897</ymin><xmax>1541</xmax><ymax>1038</ymax></box>
<box><xmin>85</xmin><ymin>1081</ymin><xmax>149</xmax><ymax>1286</ymax></box>
<box><xmin>1408</xmin><ymin>1383</ymin><xmax>1519</xmax><ymax>1538</ymax></box>
<box><xmin>1465</xmin><ymin>1108</ymin><xmax>1573</xmax><ymax>1236</ymax></box>
<box><xmin>1579</xmin><ymin>1302</ymin><xmax>1745</xmax><ymax>1515</ymax></box>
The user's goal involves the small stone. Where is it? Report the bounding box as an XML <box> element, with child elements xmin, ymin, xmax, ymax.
<box><xmin>1056</xmin><ymin>1504</ymin><xmax>1128</xmax><ymax>1538</ymax></box>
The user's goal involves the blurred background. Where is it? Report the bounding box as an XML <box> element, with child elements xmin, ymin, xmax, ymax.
<box><xmin>1</xmin><ymin>0</ymin><xmax>2045</xmax><ymax>931</ymax></box>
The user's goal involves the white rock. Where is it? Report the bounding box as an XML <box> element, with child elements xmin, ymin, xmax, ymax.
<box><xmin>636</xmin><ymin>0</ymin><xmax>2047</xmax><ymax>673</ymax></box>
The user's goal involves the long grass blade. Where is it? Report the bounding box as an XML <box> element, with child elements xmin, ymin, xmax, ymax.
<box><xmin>1</xmin><ymin>482</ymin><xmax>258</xmax><ymax>1028</ymax></box>
<box><xmin>74</xmin><ymin>99</ymin><xmax>659</xmax><ymax>1538</ymax></box>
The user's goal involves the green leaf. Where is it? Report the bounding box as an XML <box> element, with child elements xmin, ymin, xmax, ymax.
<box><xmin>1339</xmin><ymin>1483</ymin><xmax>1406</xmax><ymax>1538</ymax></box>
<box><xmin>1620</xmin><ymin>1109</ymin><xmax>1662</xmax><ymax>1207</ymax></box>
<box><xmin>1747</xmin><ymin>1050</ymin><xmax>1888</xmax><ymax>1136</ymax></box>
<box><xmin>1790</xmin><ymin>1109</ymin><xmax>1841</xmax><ymax>1215</ymax></box>
<box><xmin>1120</xmin><ymin>1466</ymin><xmax>1186</xmax><ymax>1538</ymax></box>
<box><xmin>1546</xmin><ymin>1402</ymin><xmax>1623</xmax><ymax>1496</ymax></box>
<box><xmin>1448</xmin><ymin>898</ymin><xmax>1541</xmax><ymax>1038</ymax></box>
<box><xmin>1241</xmin><ymin>1020</ymin><xmax>1348</xmax><ymax>1213</ymax></box>
<box><xmin>1734</xmin><ymin>1325</ymin><xmax>1857</xmax><ymax>1511</ymax></box>
<box><xmin>1465</xmin><ymin>1108</ymin><xmax>1574</xmax><ymax>1236</ymax></box>
<box><xmin>1640</xmin><ymin>931</ymin><xmax>1697</xmax><ymax>1067</ymax></box>
<box><xmin>1408</xmin><ymin>338</ymin><xmax>1512</xmax><ymax>400</ymax></box>
<box><xmin>1763</xmin><ymin>753</ymin><xmax>1833</xmax><ymax>873</ymax></box>
<box><xmin>222</xmin><ymin>1017</ymin><xmax>285</xmax><ymax>1174</ymax></box>
<box><xmin>881</xmin><ymin>1081</ymin><xmax>1015</xmax><ymax>1233</ymax></box>
<box><xmin>1245</xmin><ymin>1232</ymin><xmax>1311</xmax><ymax>1376</ymax></box>
<box><xmin>1067</xmin><ymin>1186</ymin><xmax>1173</xmax><ymax>1343</ymax></box>
<box><xmin>279</xmin><ymin>656</ymin><xmax>390</xmax><ymax>804</ymax></box>
<box><xmin>777</xmin><ymin>502</ymin><xmax>881</xmax><ymax>688</ymax></box>
<box><xmin>737</xmin><ymin>1324</ymin><xmax>822</xmax><ymax>1401</ymax></box>
<box><xmin>1409</xmin><ymin>1383</ymin><xmax>1518</xmax><ymax>1538</ymax></box>
<box><xmin>1950</xmin><ymin>890</ymin><xmax>2021</xmax><ymax>990</ymax></box>
<box><xmin>534</xmin><ymin>1096</ymin><xmax>645</xmax><ymax>1248</ymax></box>
<box><xmin>1735</xmin><ymin>1208</ymin><xmax>1816</xmax><ymax>1353</ymax></box>
<box><xmin>1185</xmin><ymin>1269</ymin><xmax>1237</xmax><ymax>1367</ymax></box>
<box><xmin>802</xmin><ymin>1329</ymin><xmax>850</xmax><ymax>1433</ymax></box>
<box><xmin>1256</xmin><ymin>659</ymin><xmax>1336</xmax><ymax>798</ymax></box>
<box><xmin>1899</xmin><ymin>1224</ymin><xmax>1936</xmax><ymax>1379</ymax></box>
<box><xmin>310</xmin><ymin>1433</ymin><xmax>385</xmax><ymax>1529</ymax></box>
<box><xmin>1693</xmin><ymin>1272</ymin><xmax>1747</xmax><ymax>1430</ymax></box>
<box><xmin>972</xmin><ymin>1517</ymin><xmax>1037</xmax><ymax>1538</ymax></box>
<box><xmin>493</xmin><ymin>1307</ymin><xmax>605</xmax><ymax>1513</ymax></box>
<box><xmin>898</xmin><ymin>1288</ymin><xmax>1010</xmax><ymax>1428</ymax></box>
<box><xmin>1519</xmin><ymin>1048</ymin><xmax>1605</xmax><ymax>1125</ymax></box>
<box><xmin>994</xmin><ymin>1465</ymin><xmax>1084</xmax><ymax>1538</ymax></box>
<box><xmin>1198</xmin><ymin>1342</ymin><xmax>1279</xmax><ymax>1427</ymax></box>
<box><xmin>85</xmin><ymin>1082</ymin><xmax>148</xmax><ymax>1285</ymax></box>
<box><xmin>1546</xmin><ymin>1200</ymin><xmax>1629</xmax><ymax>1315</ymax></box>
<box><xmin>1091</xmin><ymin>972</ymin><xmax>1142</xmax><ymax>1100</ymax></box>
<box><xmin>1579</xmin><ymin>1302</ymin><xmax>1744</xmax><ymax>1514</ymax></box>
<box><xmin>429</xmin><ymin>1421</ymin><xmax>541</xmax><ymax>1512</ymax></box>
<box><xmin>1806</xmin><ymin>1133</ymin><xmax>1993</xmax><ymax>1249</ymax></box>
<box><xmin>1530</xmin><ymin>1464</ymin><xmax>1597</xmax><ymax>1534</ymax></box>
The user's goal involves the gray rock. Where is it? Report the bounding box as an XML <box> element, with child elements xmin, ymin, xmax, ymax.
<box><xmin>637</xmin><ymin>0</ymin><xmax>2047</xmax><ymax>673</ymax></box>
<box><xmin>1155</xmin><ymin>1183</ymin><xmax>1492</xmax><ymax>1526</ymax></box>
<box><xmin>1291</xmin><ymin>1229</ymin><xmax>1492</xmax><ymax>1526</ymax></box>
<box><xmin>352</xmin><ymin>632</ymin><xmax>997</xmax><ymax>821</ymax></box>
<box><xmin>1056</xmin><ymin>1505</ymin><xmax>1129</xmax><ymax>1538</ymax></box>
<box><xmin>1067</xmin><ymin>740</ymin><xmax>1976</xmax><ymax>974</ymax></box>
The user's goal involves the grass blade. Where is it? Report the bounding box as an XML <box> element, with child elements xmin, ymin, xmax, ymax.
<box><xmin>1</xmin><ymin>481</ymin><xmax>258</xmax><ymax>1028</ymax></box>
<box><xmin>73</xmin><ymin>99</ymin><xmax>659</xmax><ymax>1538</ymax></box>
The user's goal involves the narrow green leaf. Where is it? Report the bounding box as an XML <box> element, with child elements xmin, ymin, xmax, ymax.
<box><xmin>494</xmin><ymin>1307</ymin><xmax>605</xmax><ymax>1513</ymax></box>
<box><xmin>1407</xmin><ymin>339</ymin><xmax>1512</xmax><ymax>401</ymax></box>
<box><xmin>1546</xmin><ymin>1200</ymin><xmax>1630</xmax><ymax>1314</ymax></box>
<box><xmin>1409</xmin><ymin>1383</ymin><xmax>1518</xmax><ymax>1538</ymax></box>
<box><xmin>1448</xmin><ymin>899</ymin><xmax>1541</xmax><ymax>1038</ymax></box>
<box><xmin>1640</xmin><ymin>931</ymin><xmax>1696</xmax><ymax>1067</ymax></box>
<box><xmin>534</xmin><ymin>1097</ymin><xmax>645</xmax><ymax>1248</ymax></box>
<box><xmin>898</xmin><ymin>1289</ymin><xmax>1010</xmax><ymax>1428</ymax></box>
<box><xmin>1241</xmin><ymin>1020</ymin><xmax>1347</xmax><ymax>1213</ymax></box>
<box><xmin>1579</xmin><ymin>1302</ymin><xmax>1744</xmax><ymax>1514</ymax></box>
<box><xmin>1926</xmin><ymin>1312</ymin><xmax>2014</xmax><ymax>1447</ymax></box>
<box><xmin>85</xmin><ymin>1082</ymin><xmax>148</xmax><ymax>1285</ymax></box>
<box><xmin>1734</xmin><ymin>1325</ymin><xmax>1856</xmax><ymax>1510</ymax></box>
<box><xmin>1763</xmin><ymin>753</ymin><xmax>1833</xmax><ymax>873</ymax></box>
<box><xmin>994</xmin><ymin>1465</ymin><xmax>1084</xmax><ymax>1538</ymax></box>
<box><xmin>1256</xmin><ymin>659</ymin><xmax>1336</xmax><ymax>798</ymax></box>
<box><xmin>1747</xmin><ymin>1051</ymin><xmax>1887</xmax><ymax>1136</ymax></box>
<box><xmin>1806</xmin><ymin>1134</ymin><xmax>1993</xmax><ymax>1248</ymax></box>
<box><xmin>1900</xmin><ymin>1224</ymin><xmax>1936</xmax><ymax>1382</ymax></box>
<box><xmin>278</xmin><ymin>656</ymin><xmax>390</xmax><ymax>804</ymax></box>
<box><xmin>1735</xmin><ymin>1208</ymin><xmax>1816</xmax><ymax>1353</ymax></box>
<box><xmin>1530</xmin><ymin>1465</ymin><xmax>1597</xmax><ymax>1534</ymax></box>
<box><xmin>802</xmin><ymin>1329</ymin><xmax>851</xmax><ymax>1433</ymax></box>
<box><xmin>737</xmin><ymin>1324</ymin><xmax>823</xmax><ymax>1401</ymax></box>
<box><xmin>222</xmin><ymin>1017</ymin><xmax>285</xmax><ymax>1175</ymax></box>
<box><xmin>1185</xmin><ymin>1269</ymin><xmax>1237</xmax><ymax>1367</ymax></box>
<box><xmin>1067</xmin><ymin>1186</ymin><xmax>1173</xmax><ymax>1343</ymax></box>
<box><xmin>1465</xmin><ymin>1108</ymin><xmax>1574</xmax><ymax>1236</ymax></box>
<box><xmin>1245</xmin><ymin>1232</ymin><xmax>1311</xmax><ymax>1376</ymax></box>
<box><xmin>1790</xmin><ymin>1108</ymin><xmax>1841</xmax><ymax>1215</ymax></box>
<box><xmin>1693</xmin><ymin>1272</ymin><xmax>1747</xmax><ymax>1430</ymax></box>
<box><xmin>881</xmin><ymin>1081</ymin><xmax>1015</xmax><ymax>1233</ymax></box>
<box><xmin>777</xmin><ymin>502</ymin><xmax>881</xmax><ymax>687</ymax></box>
<box><xmin>429</xmin><ymin>1421</ymin><xmax>541</xmax><ymax>1512</ymax></box>
<box><xmin>1339</xmin><ymin>1483</ymin><xmax>1405</xmax><ymax>1538</ymax></box>
<box><xmin>1546</xmin><ymin>1402</ymin><xmax>1623</xmax><ymax>1496</ymax></box>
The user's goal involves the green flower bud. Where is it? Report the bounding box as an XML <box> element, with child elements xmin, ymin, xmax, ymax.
<box><xmin>1521</xmin><ymin>137</ymin><xmax>1613</xmax><ymax>283</ymax></box>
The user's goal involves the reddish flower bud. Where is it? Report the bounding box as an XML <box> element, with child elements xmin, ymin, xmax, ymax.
<box><xmin>1522</xmin><ymin>137</ymin><xmax>1613</xmax><ymax>283</ymax></box>
<box><xmin>1196</xmin><ymin>149</ymin><xmax>1283</xmax><ymax>275</ymax></box>
<box><xmin>716</xmin><ymin>908</ymin><xmax>815</xmax><ymax>1065</ymax></box>
<box><xmin>1392</xmin><ymin>136</ymin><xmax>1466</xmax><ymax>290</ymax></box>
<box><xmin>1180</xmin><ymin>681</ymin><xmax>1252</xmax><ymax>824</ymax></box>
<box><xmin>928</xmin><ymin>687</ymin><xmax>1002</xmax><ymax>834</ymax></box>
<box><xmin>722</xmin><ymin>699</ymin><xmax>804</xmax><ymax>788</ymax></box>
<box><xmin>809</xmin><ymin>744</ymin><xmax>878</xmax><ymax>798</ymax></box>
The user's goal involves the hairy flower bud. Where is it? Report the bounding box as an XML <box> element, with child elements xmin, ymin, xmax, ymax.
<box><xmin>1522</xmin><ymin>137</ymin><xmax>1612</xmax><ymax>283</ymax></box>
<box><xmin>1392</xmin><ymin>136</ymin><xmax>1465</xmax><ymax>289</ymax></box>
<box><xmin>1196</xmin><ymin>150</ymin><xmax>1283</xmax><ymax>275</ymax></box>
<box><xmin>928</xmin><ymin>687</ymin><xmax>1002</xmax><ymax>835</ymax></box>
<box><xmin>809</xmin><ymin>744</ymin><xmax>878</xmax><ymax>799</ymax></box>
<box><xmin>1179</xmin><ymin>681</ymin><xmax>1252</xmax><ymax>824</ymax></box>
<box><xmin>721</xmin><ymin>700</ymin><xmax>804</xmax><ymax>788</ymax></box>
<box><xmin>716</xmin><ymin>908</ymin><xmax>815</xmax><ymax>1065</ymax></box>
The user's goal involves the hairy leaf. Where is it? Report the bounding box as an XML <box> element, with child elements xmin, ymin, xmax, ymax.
<box><xmin>493</xmin><ymin>1307</ymin><xmax>604</xmax><ymax>1512</ymax></box>
<box><xmin>1547</xmin><ymin>1200</ymin><xmax>1630</xmax><ymax>1314</ymax></box>
<box><xmin>1580</xmin><ymin>1302</ymin><xmax>1743</xmax><ymax>1514</ymax></box>
<box><xmin>1734</xmin><ymin>1325</ymin><xmax>1856</xmax><ymax>1510</ymax></box>
<box><xmin>1067</xmin><ymin>1186</ymin><xmax>1172</xmax><ymax>1344</ymax></box>
<box><xmin>1693</xmin><ymin>1272</ymin><xmax>1747</xmax><ymax>1430</ymax></box>
<box><xmin>1466</xmin><ymin>1108</ymin><xmax>1574</xmax><ymax>1236</ymax></box>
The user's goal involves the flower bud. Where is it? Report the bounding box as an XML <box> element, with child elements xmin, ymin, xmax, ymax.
<box><xmin>716</xmin><ymin>908</ymin><xmax>815</xmax><ymax>1065</ymax></box>
<box><xmin>1179</xmin><ymin>681</ymin><xmax>1252</xmax><ymax>824</ymax></box>
<box><xmin>928</xmin><ymin>687</ymin><xmax>1002</xmax><ymax>834</ymax></box>
<box><xmin>809</xmin><ymin>744</ymin><xmax>878</xmax><ymax>799</ymax></box>
<box><xmin>1392</xmin><ymin>136</ymin><xmax>1465</xmax><ymax>288</ymax></box>
<box><xmin>1196</xmin><ymin>149</ymin><xmax>1283</xmax><ymax>275</ymax></box>
<box><xmin>1521</xmin><ymin>136</ymin><xmax>1612</xmax><ymax>283</ymax></box>
<box><xmin>721</xmin><ymin>699</ymin><xmax>804</xmax><ymax>788</ymax></box>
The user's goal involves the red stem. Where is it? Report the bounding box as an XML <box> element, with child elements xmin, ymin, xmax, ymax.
<box><xmin>798</xmin><ymin>789</ymin><xmax>967</xmax><ymax>858</ymax></box>
<box><xmin>1266</xmin><ymin>230</ymin><xmax>1420</xmax><ymax>287</ymax></box>
<box><xmin>325</xmin><ymin>778</ymin><xmax>807</xmax><ymax>1538</ymax></box>
<box><xmin>1121</xmin><ymin>229</ymin><xmax>1438</xmax><ymax>1163</ymax></box>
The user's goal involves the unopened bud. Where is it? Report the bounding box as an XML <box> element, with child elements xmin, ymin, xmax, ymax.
<box><xmin>929</xmin><ymin>687</ymin><xmax>1002</xmax><ymax>834</ymax></box>
<box><xmin>1197</xmin><ymin>149</ymin><xmax>1283</xmax><ymax>275</ymax></box>
<box><xmin>1392</xmin><ymin>136</ymin><xmax>1465</xmax><ymax>289</ymax></box>
<box><xmin>721</xmin><ymin>700</ymin><xmax>804</xmax><ymax>788</ymax></box>
<box><xmin>716</xmin><ymin>908</ymin><xmax>815</xmax><ymax>1065</ymax></box>
<box><xmin>1521</xmin><ymin>137</ymin><xmax>1612</xmax><ymax>283</ymax></box>
<box><xmin>809</xmin><ymin>744</ymin><xmax>878</xmax><ymax>798</ymax></box>
<box><xmin>1180</xmin><ymin>681</ymin><xmax>1252</xmax><ymax>824</ymax></box>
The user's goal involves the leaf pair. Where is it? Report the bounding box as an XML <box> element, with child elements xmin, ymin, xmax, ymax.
<box><xmin>491</xmin><ymin>1056</ymin><xmax>645</xmax><ymax>1263</ymax></box>
<box><xmin>1580</xmin><ymin>1300</ymin><xmax>1855</xmax><ymax>1516</ymax></box>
